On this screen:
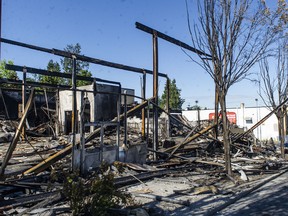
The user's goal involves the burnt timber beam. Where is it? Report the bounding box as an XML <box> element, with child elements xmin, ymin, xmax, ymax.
<box><xmin>135</xmin><ymin>22</ymin><xmax>212</xmax><ymax>57</ymax></box>
<box><xmin>1</xmin><ymin>38</ymin><xmax>167</xmax><ymax>78</ymax></box>
<box><xmin>23</xmin><ymin>98</ymin><xmax>151</xmax><ymax>175</ymax></box>
<box><xmin>0</xmin><ymin>89</ymin><xmax>35</xmax><ymax>178</ymax></box>
<box><xmin>163</xmin><ymin>122</ymin><xmax>218</xmax><ymax>153</ymax></box>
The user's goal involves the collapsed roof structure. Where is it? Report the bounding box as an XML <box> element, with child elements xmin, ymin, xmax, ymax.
<box><xmin>0</xmin><ymin>22</ymin><xmax>287</xmax><ymax>215</ymax></box>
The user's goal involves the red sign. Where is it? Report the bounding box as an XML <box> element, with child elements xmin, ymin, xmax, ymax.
<box><xmin>209</xmin><ymin>112</ymin><xmax>237</xmax><ymax>124</ymax></box>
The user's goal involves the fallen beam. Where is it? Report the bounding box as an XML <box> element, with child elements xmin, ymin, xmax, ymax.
<box><xmin>131</xmin><ymin>192</ymin><xmax>190</xmax><ymax>206</ymax></box>
<box><xmin>23</xmin><ymin>99</ymin><xmax>150</xmax><ymax>175</ymax></box>
<box><xmin>0</xmin><ymin>89</ymin><xmax>35</xmax><ymax>178</ymax></box>
<box><xmin>0</xmin><ymin>191</ymin><xmax>59</xmax><ymax>213</ymax></box>
<box><xmin>163</xmin><ymin>122</ymin><xmax>218</xmax><ymax>153</ymax></box>
<box><xmin>233</xmin><ymin>97</ymin><xmax>288</xmax><ymax>141</ymax></box>
<box><xmin>18</xmin><ymin>192</ymin><xmax>62</xmax><ymax>216</ymax></box>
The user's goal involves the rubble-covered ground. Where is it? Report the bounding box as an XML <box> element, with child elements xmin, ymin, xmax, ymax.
<box><xmin>0</xmin><ymin>119</ymin><xmax>287</xmax><ymax>216</ymax></box>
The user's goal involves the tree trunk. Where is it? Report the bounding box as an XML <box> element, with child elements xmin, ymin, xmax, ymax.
<box><xmin>219</xmin><ymin>93</ymin><xmax>232</xmax><ymax>175</ymax></box>
<box><xmin>277</xmin><ymin>110</ymin><xmax>285</xmax><ymax>159</ymax></box>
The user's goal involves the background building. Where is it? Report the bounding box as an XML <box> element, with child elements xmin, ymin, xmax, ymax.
<box><xmin>183</xmin><ymin>104</ymin><xmax>281</xmax><ymax>142</ymax></box>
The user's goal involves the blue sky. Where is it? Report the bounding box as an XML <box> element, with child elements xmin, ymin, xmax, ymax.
<box><xmin>2</xmin><ymin>0</ymin><xmax>268</xmax><ymax>109</ymax></box>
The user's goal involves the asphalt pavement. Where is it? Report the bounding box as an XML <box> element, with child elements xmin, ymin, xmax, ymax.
<box><xmin>216</xmin><ymin>170</ymin><xmax>288</xmax><ymax>216</ymax></box>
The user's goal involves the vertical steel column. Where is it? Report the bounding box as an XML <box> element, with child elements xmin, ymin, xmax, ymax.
<box><xmin>22</xmin><ymin>67</ymin><xmax>27</xmax><ymax>138</ymax></box>
<box><xmin>166</xmin><ymin>77</ymin><xmax>170</xmax><ymax>138</ymax></box>
<box><xmin>146</xmin><ymin>100</ymin><xmax>150</xmax><ymax>147</ymax></box>
<box><xmin>80</xmin><ymin>91</ymin><xmax>85</xmax><ymax>175</ymax></box>
<box><xmin>116</xmin><ymin>85</ymin><xmax>121</xmax><ymax>160</ymax></box>
<box><xmin>124</xmin><ymin>90</ymin><xmax>127</xmax><ymax>145</ymax></box>
<box><xmin>153</xmin><ymin>31</ymin><xmax>159</xmax><ymax>160</ymax></box>
<box><xmin>141</xmin><ymin>71</ymin><xmax>146</xmax><ymax>139</ymax></box>
<box><xmin>71</xmin><ymin>56</ymin><xmax>77</xmax><ymax>171</ymax></box>
<box><xmin>55</xmin><ymin>89</ymin><xmax>60</xmax><ymax>136</ymax></box>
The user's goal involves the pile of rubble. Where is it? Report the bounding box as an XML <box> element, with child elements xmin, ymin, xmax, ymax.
<box><xmin>0</xmin><ymin>118</ymin><xmax>287</xmax><ymax>216</ymax></box>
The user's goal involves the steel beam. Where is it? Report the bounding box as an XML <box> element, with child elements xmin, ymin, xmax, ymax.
<box><xmin>21</xmin><ymin>67</ymin><xmax>27</xmax><ymax>138</ymax></box>
<box><xmin>135</xmin><ymin>22</ymin><xmax>211</xmax><ymax>57</ymax></box>
<box><xmin>1</xmin><ymin>38</ymin><xmax>167</xmax><ymax>78</ymax></box>
<box><xmin>153</xmin><ymin>32</ymin><xmax>159</xmax><ymax>160</ymax></box>
<box><xmin>141</xmin><ymin>72</ymin><xmax>146</xmax><ymax>139</ymax></box>
<box><xmin>5</xmin><ymin>64</ymin><xmax>121</xmax><ymax>86</ymax></box>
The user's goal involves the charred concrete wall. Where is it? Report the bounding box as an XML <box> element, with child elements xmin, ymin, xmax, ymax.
<box><xmin>58</xmin><ymin>83</ymin><xmax>120</xmax><ymax>134</ymax></box>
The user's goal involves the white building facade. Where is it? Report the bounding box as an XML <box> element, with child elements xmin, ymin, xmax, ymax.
<box><xmin>182</xmin><ymin>104</ymin><xmax>281</xmax><ymax>141</ymax></box>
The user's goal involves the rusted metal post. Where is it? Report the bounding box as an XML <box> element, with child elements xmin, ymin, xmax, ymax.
<box><xmin>71</xmin><ymin>56</ymin><xmax>77</xmax><ymax>171</ymax></box>
<box><xmin>124</xmin><ymin>90</ymin><xmax>127</xmax><ymax>145</ymax></box>
<box><xmin>166</xmin><ymin>77</ymin><xmax>170</xmax><ymax>138</ymax></box>
<box><xmin>141</xmin><ymin>71</ymin><xmax>146</xmax><ymax>139</ymax></box>
<box><xmin>22</xmin><ymin>67</ymin><xmax>27</xmax><ymax>138</ymax></box>
<box><xmin>153</xmin><ymin>31</ymin><xmax>159</xmax><ymax>160</ymax></box>
<box><xmin>195</xmin><ymin>100</ymin><xmax>200</xmax><ymax>126</ymax></box>
<box><xmin>146</xmin><ymin>100</ymin><xmax>150</xmax><ymax>147</ymax></box>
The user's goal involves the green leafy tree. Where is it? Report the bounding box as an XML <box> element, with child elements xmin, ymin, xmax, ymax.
<box><xmin>60</xmin><ymin>43</ymin><xmax>92</xmax><ymax>86</ymax></box>
<box><xmin>0</xmin><ymin>60</ymin><xmax>18</xmax><ymax>80</ymax></box>
<box><xmin>39</xmin><ymin>60</ymin><xmax>64</xmax><ymax>85</ymax></box>
<box><xmin>77</xmin><ymin>69</ymin><xmax>92</xmax><ymax>87</ymax></box>
<box><xmin>160</xmin><ymin>78</ymin><xmax>185</xmax><ymax>110</ymax></box>
<box><xmin>0</xmin><ymin>60</ymin><xmax>18</xmax><ymax>88</ymax></box>
<box><xmin>186</xmin><ymin>0</ymin><xmax>287</xmax><ymax>174</ymax></box>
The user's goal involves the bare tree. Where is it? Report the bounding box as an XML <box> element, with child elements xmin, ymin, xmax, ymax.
<box><xmin>259</xmin><ymin>38</ymin><xmax>288</xmax><ymax>158</ymax></box>
<box><xmin>185</xmin><ymin>0</ymin><xmax>286</xmax><ymax>174</ymax></box>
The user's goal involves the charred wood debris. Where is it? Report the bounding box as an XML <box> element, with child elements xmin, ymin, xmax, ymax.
<box><xmin>0</xmin><ymin>31</ymin><xmax>287</xmax><ymax>215</ymax></box>
<box><xmin>0</xmin><ymin>105</ymin><xmax>286</xmax><ymax>216</ymax></box>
